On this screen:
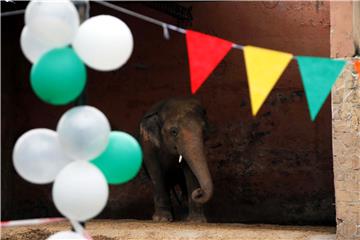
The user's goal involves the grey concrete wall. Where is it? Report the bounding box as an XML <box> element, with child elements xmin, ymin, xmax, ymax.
<box><xmin>330</xmin><ymin>1</ymin><xmax>360</xmax><ymax>239</ymax></box>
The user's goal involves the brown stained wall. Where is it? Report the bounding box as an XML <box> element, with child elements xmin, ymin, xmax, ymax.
<box><xmin>1</xmin><ymin>2</ymin><xmax>335</xmax><ymax>224</ymax></box>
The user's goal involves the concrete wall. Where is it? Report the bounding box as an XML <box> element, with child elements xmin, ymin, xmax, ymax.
<box><xmin>332</xmin><ymin>62</ymin><xmax>360</xmax><ymax>240</ymax></box>
<box><xmin>330</xmin><ymin>2</ymin><xmax>360</xmax><ymax>239</ymax></box>
<box><xmin>2</xmin><ymin>1</ymin><xmax>335</xmax><ymax>224</ymax></box>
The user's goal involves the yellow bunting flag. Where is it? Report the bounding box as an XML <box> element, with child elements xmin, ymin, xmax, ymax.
<box><xmin>243</xmin><ymin>46</ymin><xmax>293</xmax><ymax>115</ymax></box>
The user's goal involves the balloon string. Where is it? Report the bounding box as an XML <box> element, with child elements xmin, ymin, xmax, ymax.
<box><xmin>70</xmin><ymin>220</ymin><xmax>93</xmax><ymax>240</ymax></box>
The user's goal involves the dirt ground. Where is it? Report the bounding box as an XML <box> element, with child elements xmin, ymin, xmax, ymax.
<box><xmin>1</xmin><ymin>220</ymin><xmax>336</xmax><ymax>240</ymax></box>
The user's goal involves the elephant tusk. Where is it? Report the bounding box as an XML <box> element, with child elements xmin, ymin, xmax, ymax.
<box><xmin>179</xmin><ymin>155</ymin><xmax>183</xmax><ymax>163</ymax></box>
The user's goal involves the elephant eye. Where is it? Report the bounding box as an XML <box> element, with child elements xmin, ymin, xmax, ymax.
<box><xmin>170</xmin><ymin>127</ymin><xmax>179</xmax><ymax>137</ymax></box>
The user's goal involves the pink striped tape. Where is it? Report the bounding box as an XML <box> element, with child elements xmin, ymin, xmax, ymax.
<box><xmin>1</xmin><ymin>218</ymin><xmax>65</xmax><ymax>227</ymax></box>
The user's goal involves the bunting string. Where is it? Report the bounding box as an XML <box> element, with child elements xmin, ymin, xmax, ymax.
<box><xmin>1</xmin><ymin>1</ymin><xmax>358</xmax><ymax>121</ymax></box>
<box><xmin>96</xmin><ymin>1</ymin><xmax>248</xmax><ymax>51</ymax></box>
<box><xmin>95</xmin><ymin>1</ymin><xmax>356</xmax><ymax>120</ymax></box>
<box><xmin>0</xmin><ymin>1</ymin><xmax>352</xmax><ymax>55</ymax></box>
<box><xmin>96</xmin><ymin>1</ymin><xmax>187</xmax><ymax>34</ymax></box>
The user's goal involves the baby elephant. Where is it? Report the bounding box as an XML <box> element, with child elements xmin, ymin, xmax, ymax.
<box><xmin>140</xmin><ymin>97</ymin><xmax>213</xmax><ymax>222</ymax></box>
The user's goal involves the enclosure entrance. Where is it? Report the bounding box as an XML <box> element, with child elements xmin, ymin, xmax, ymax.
<box><xmin>1</xmin><ymin>1</ymin><xmax>359</xmax><ymax>240</ymax></box>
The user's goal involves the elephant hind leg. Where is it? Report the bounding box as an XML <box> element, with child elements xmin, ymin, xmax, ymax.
<box><xmin>152</xmin><ymin>182</ymin><xmax>173</xmax><ymax>222</ymax></box>
<box><xmin>173</xmin><ymin>170</ymin><xmax>188</xmax><ymax>206</ymax></box>
<box><xmin>152</xmin><ymin>206</ymin><xmax>173</xmax><ymax>222</ymax></box>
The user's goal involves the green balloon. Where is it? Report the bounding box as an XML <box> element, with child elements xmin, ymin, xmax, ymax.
<box><xmin>91</xmin><ymin>131</ymin><xmax>143</xmax><ymax>184</ymax></box>
<box><xmin>30</xmin><ymin>47</ymin><xmax>86</xmax><ymax>105</ymax></box>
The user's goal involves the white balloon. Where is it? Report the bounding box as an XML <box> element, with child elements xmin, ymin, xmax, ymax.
<box><xmin>73</xmin><ymin>15</ymin><xmax>133</xmax><ymax>71</ymax></box>
<box><xmin>13</xmin><ymin>129</ymin><xmax>73</xmax><ymax>184</ymax></box>
<box><xmin>20</xmin><ymin>26</ymin><xmax>54</xmax><ymax>63</ymax></box>
<box><xmin>47</xmin><ymin>231</ymin><xmax>85</xmax><ymax>240</ymax></box>
<box><xmin>25</xmin><ymin>0</ymin><xmax>80</xmax><ymax>47</ymax></box>
<box><xmin>57</xmin><ymin>106</ymin><xmax>110</xmax><ymax>161</ymax></box>
<box><xmin>52</xmin><ymin>161</ymin><xmax>109</xmax><ymax>221</ymax></box>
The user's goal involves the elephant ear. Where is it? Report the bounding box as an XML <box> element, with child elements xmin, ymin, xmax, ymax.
<box><xmin>194</xmin><ymin>105</ymin><xmax>214</xmax><ymax>139</ymax></box>
<box><xmin>140</xmin><ymin>112</ymin><xmax>162</xmax><ymax>147</ymax></box>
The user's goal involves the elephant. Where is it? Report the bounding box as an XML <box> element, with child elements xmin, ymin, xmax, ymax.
<box><xmin>139</xmin><ymin>97</ymin><xmax>213</xmax><ymax>222</ymax></box>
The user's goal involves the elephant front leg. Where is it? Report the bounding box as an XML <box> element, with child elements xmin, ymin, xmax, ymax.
<box><xmin>183</xmin><ymin>164</ymin><xmax>207</xmax><ymax>223</ymax></box>
<box><xmin>142</xmin><ymin>144</ymin><xmax>173</xmax><ymax>222</ymax></box>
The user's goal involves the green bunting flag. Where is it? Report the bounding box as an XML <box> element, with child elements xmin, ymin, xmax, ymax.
<box><xmin>297</xmin><ymin>56</ymin><xmax>346</xmax><ymax>121</ymax></box>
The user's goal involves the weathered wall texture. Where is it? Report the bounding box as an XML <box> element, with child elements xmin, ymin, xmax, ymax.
<box><xmin>2</xmin><ymin>2</ymin><xmax>335</xmax><ymax>224</ymax></box>
<box><xmin>332</xmin><ymin>63</ymin><xmax>360</xmax><ymax>240</ymax></box>
<box><xmin>330</xmin><ymin>2</ymin><xmax>360</xmax><ymax>239</ymax></box>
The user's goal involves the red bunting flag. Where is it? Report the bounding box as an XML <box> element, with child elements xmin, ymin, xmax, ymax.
<box><xmin>186</xmin><ymin>30</ymin><xmax>233</xmax><ymax>94</ymax></box>
<box><xmin>354</xmin><ymin>60</ymin><xmax>360</xmax><ymax>77</ymax></box>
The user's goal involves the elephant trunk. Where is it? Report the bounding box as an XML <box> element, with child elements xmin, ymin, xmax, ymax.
<box><xmin>179</xmin><ymin>129</ymin><xmax>213</xmax><ymax>204</ymax></box>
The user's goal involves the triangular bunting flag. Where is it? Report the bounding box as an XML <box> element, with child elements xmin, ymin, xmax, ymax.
<box><xmin>186</xmin><ymin>30</ymin><xmax>233</xmax><ymax>94</ymax></box>
<box><xmin>243</xmin><ymin>46</ymin><xmax>293</xmax><ymax>116</ymax></box>
<box><xmin>297</xmin><ymin>56</ymin><xmax>346</xmax><ymax>121</ymax></box>
<box><xmin>354</xmin><ymin>60</ymin><xmax>360</xmax><ymax>77</ymax></box>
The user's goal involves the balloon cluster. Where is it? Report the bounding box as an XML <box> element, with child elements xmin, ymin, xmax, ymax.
<box><xmin>15</xmin><ymin>1</ymin><xmax>140</xmax><ymax>239</ymax></box>
<box><xmin>13</xmin><ymin>106</ymin><xmax>142</xmax><ymax>221</ymax></box>
<box><xmin>21</xmin><ymin>0</ymin><xmax>134</xmax><ymax>105</ymax></box>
